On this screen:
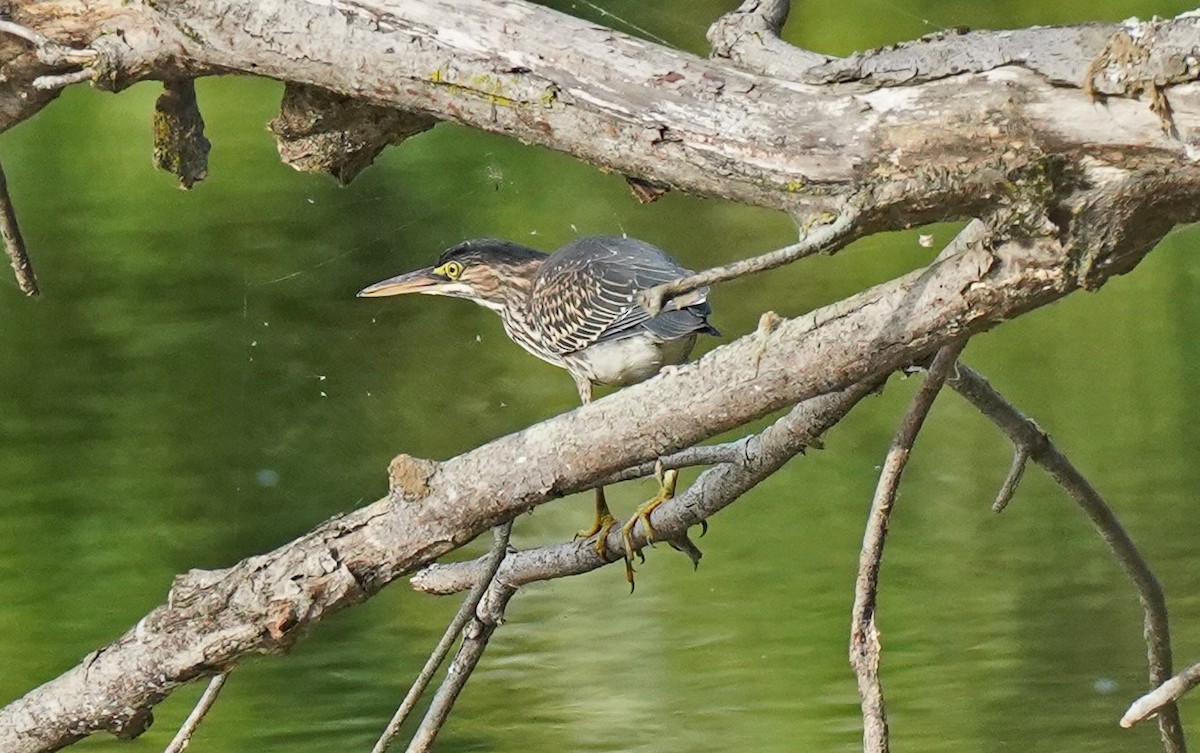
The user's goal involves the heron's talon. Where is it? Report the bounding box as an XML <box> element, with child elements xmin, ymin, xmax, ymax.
<box><xmin>577</xmin><ymin>512</ymin><xmax>617</xmax><ymax>559</ymax></box>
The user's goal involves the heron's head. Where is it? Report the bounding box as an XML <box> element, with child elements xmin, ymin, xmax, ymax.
<box><xmin>357</xmin><ymin>239</ymin><xmax>547</xmax><ymax>311</ymax></box>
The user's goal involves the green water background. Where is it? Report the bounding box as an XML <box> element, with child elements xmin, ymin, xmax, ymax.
<box><xmin>2</xmin><ymin>1</ymin><xmax>1199</xmax><ymax>751</ymax></box>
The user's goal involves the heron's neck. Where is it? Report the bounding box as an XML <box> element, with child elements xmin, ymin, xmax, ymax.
<box><xmin>487</xmin><ymin>273</ymin><xmax>557</xmax><ymax>363</ymax></box>
<box><xmin>492</xmin><ymin>277</ymin><xmax>535</xmax><ymax>332</ymax></box>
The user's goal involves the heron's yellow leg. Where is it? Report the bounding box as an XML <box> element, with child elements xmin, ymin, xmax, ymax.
<box><xmin>619</xmin><ymin>467</ymin><xmax>679</xmax><ymax>585</ymax></box>
<box><xmin>575</xmin><ymin>486</ymin><xmax>618</xmax><ymax>558</ymax></box>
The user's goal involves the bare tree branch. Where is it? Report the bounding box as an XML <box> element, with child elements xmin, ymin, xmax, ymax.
<box><xmin>3</xmin><ymin>2</ymin><xmax>1198</xmax><ymax>225</ymax></box>
<box><xmin>161</xmin><ymin>673</ymin><xmax>228</xmax><ymax>753</ymax></box>
<box><xmin>1124</xmin><ymin>660</ymin><xmax>1200</xmax><ymax>729</ymax></box>
<box><xmin>707</xmin><ymin>0</ymin><xmax>829</xmax><ymax>77</ymax></box>
<box><xmin>592</xmin><ymin>437</ymin><xmax>753</xmax><ymax>488</ymax></box>
<box><xmin>413</xmin><ymin>378</ymin><xmax>881</xmax><ymax>595</ymax></box>
<box><xmin>404</xmin><ymin>583</ymin><xmax>517</xmax><ymax>753</ymax></box>
<box><xmin>850</xmin><ymin>343</ymin><xmax>967</xmax><ymax>753</ymax></box>
<box><xmin>640</xmin><ymin>208</ymin><xmax>860</xmax><ymax>314</ymax></box>
<box><xmin>0</xmin><ymin>191</ymin><xmax>1178</xmax><ymax>751</ymax></box>
<box><xmin>948</xmin><ymin>365</ymin><xmax>1185</xmax><ymax>753</ymax></box>
<box><xmin>0</xmin><ymin>2</ymin><xmax>1198</xmax><ymax>751</ymax></box>
<box><xmin>32</xmin><ymin>69</ymin><xmax>95</xmax><ymax>91</ymax></box>
<box><xmin>0</xmin><ymin>158</ymin><xmax>37</xmax><ymax>297</ymax></box>
<box><xmin>992</xmin><ymin>444</ymin><xmax>1030</xmax><ymax>512</ymax></box>
<box><xmin>0</xmin><ymin>20</ymin><xmax>97</xmax><ymax>66</ymax></box>
<box><xmin>372</xmin><ymin>522</ymin><xmax>513</xmax><ymax>753</ymax></box>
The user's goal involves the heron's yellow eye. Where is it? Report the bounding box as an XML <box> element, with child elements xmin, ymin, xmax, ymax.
<box><xmin>438</xmin><ymin>260</ymin><xmax>464</xmax><ymax>280</ymax></box>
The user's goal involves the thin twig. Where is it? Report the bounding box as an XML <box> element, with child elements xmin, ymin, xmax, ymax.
<box><xmin>1123</xmin><ymin>659</ymin><xmax>1200</xmax><ymax>728</ymax></box>
<box><xmin>404</xmin><ymin>582</ymin><xmax>517</xmax><ymax>753</ymax></box>
<box><xmin>0</xmin><ymin>20</ymin><xmax>45</xmax><ymax>47</ymax></box>
<box><xmin>0</xmin><ymin>20</ymin><xmax>97</xmax><ymax>65</ymax></box>
<box><xmin>0</xmin><ymin>159</ymin><xmax>38</xmax><ymax>297</ymax></box>
<box><xmin>991</xmin><ymin>444</ymin><xmax>1029</xmax><ymax>512</ymax></box>
<box><xmin>949</xmin><ymin>364</ymin><xmax>1185</xmax><ymax>753</ymax></box>
<box><xmin>639</xmin><ymin>208</ymin><xmax>859</xmax><ymax>315</ymax></box>
<box><xmin>33</xmin><ymin>68</ymin><xmax>96</xmax><ymax>90</ymax></box>
<box><xmin>162</xmin><ymin>673</ymin><xmax>228</xmax><ymax>753</ymax></box>
<box><xmin>850</xmin><ymin>342</ymin><xmax>966</xmax><ymax>753</ymax></box>
<box><xmin>413</xmin><ymin>378</ymin><xmax>883</xmax><ymax>596</ymax></box>
<box><xmin>371</xmin><ymin>521</ymin><xmax>513</xmax><ymax>753</ymax></box>
<box><xmin>593</xmin><ymin>439</ymin><xmax>749</xmax><ymax>487</ymax></box>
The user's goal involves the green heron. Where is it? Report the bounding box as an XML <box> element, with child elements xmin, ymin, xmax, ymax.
<box><xmin>359</xmin><ymin>236</ymin><xmax>718</xmax><ymax>577</ymax></box>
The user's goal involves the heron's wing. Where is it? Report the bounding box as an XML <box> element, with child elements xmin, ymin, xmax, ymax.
<box><xmin>530</xmin><ymin>236</ymin><xmax>712</xmax><ymax>356</ymax></box>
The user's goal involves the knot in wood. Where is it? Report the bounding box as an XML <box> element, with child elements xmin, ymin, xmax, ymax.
<box><xmin>110</xmin><ymin>706</ymin><xmax>154</xmax><ymax>740</ymax></box>
<box><xmin>388</xmin><ymin>453</ymin><xmax>439</xmax><ymax>500</ymax></box>
<box><xmin>265</xmin><ymin>601</ymin><xmax>300</xmax><ymax>642</ymax></box>
<box><xmin>87</xmin><ymin>35</ymin><xmax>140</xmax><ymax>92</ymax></box>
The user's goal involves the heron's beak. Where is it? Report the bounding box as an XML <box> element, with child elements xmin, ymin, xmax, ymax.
<box><xmin>357</xmin><ymin>268</ymin><xmax>440</xmax><ymax>297</ymax></box>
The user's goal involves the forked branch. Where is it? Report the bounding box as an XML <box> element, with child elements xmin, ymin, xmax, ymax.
<box><xmin>372</xmin><ymin>522</ymin><xmax>514</xmax><ymax>753</ymax></box>
<box><xmin>949</xmin><ymin>365</ymin><xmax>1185</xmax><ymax>753</ymax></box>
<box><xmin>413</xmin><ymin>377</ymin><xmax>882</xmax><ymax>596</ymax></box>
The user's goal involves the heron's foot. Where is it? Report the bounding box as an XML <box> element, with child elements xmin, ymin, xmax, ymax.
<box><xmin>575</xmin><ymin>510</ymin><xmax>618</xmax><ymax>559</ymax></box>
<box><xmin>667</xmin><ymin>532</ymin><xmax>704</xmax><ymax>570</ymax></box>
<box><xmin>619</xmin><ymin>467</ymin><xmax>679</xmax><ymax>589</ymax></box>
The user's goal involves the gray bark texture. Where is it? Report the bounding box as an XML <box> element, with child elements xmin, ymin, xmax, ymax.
<box><xmin>2</xmin><ymin>1</ymin><xmax>1200</xmax><ymax>751</ymax></box>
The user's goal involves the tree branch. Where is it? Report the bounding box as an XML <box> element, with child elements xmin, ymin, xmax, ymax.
<box><xmin>948</xmin><ymin>365</ymin><xmax>1185</xmax><ymax>753</ymax></box>
<box><xmin>0</xmin><ymin>158</ymin><xmax>37</xmax><ymax>297</ymax></box>
<box><xmin>412</xmin><ymin>378</ymin><xmax>880</xmax><ymax>595</ymax></box>
<box><xmin>372</xmin><ymin>522</ymin><xmax>513</xmax><ymax>753</ymax></box>
<box><xmin>1</xmin><ymin>3</ymin><xmax>1199</xmax><ymax>751</ymax></box>
<box><xmin>640</xmin><ymin>208</ymin><xmax>860</xmax><ymax>314</ymax></box>
<box><xmin>1123</xmin><ymin>660</ymin><xmax>1200</xmax><ymax>729</ymax></box>
<box><xmin>5</xmin><ymin>2</ymin><xmax>1199</xmax><ymax>225</ymax></box>
<box><xmin>707</xmin><ymin>0</ymin><xmax>829</xmax><ymax>77</ymax></box>
<box><xmin>991</xmin><ymin>444</ymin><xmax>1030</xmax><ymax>512</ymax></box>
<box><xmin>0</xmin><ymin>186</ymin><xmax>1179</xmax><ymax>751</ymax></box>
<box><xmin>161</xmin><ymin>673</ymin><xmax>228</xmax><ymax>753</ymax></box>
<box><xmin>0</xmin><ymin>20</ymin><xmax>97</xmax><ymax>66</ymax></box>
<box><xmin>404</xmin><ymin>582</ymin><xmax>517</xmax><ymax>753</ymax></box>
<box><xmin>850</xmin><ymin>343</ymin><xmax>966</xmax><ymax>753</ymax></box>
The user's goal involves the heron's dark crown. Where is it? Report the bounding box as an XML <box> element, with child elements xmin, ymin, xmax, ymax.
<box><xmin>436</xmin><ymin>239</ymin><xmax>547</xmax><ymax>270</ymax></box>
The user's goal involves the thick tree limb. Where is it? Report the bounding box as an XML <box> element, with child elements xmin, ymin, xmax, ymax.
<box><xmin>948</xmin><ymin>366</ymin><xmax>1185</xmax><ymax>753</ymax></box>
<box><xmin>4</xmin><ymin>3</ymin><xmax>1200</xmax><ymax>225</ymax></box>
<box><xmin>412</xmin><ymin>378</ymin><xmax>879</xmax><ymax>595</ymax></box>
